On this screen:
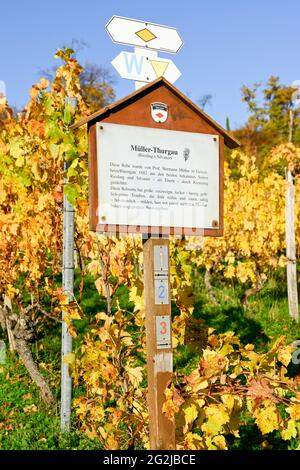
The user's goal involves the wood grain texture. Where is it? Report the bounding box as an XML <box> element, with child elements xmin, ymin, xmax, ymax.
<box><xmin>71</xmin><ymin>77</ymin><xmax>240</xmax><ymax>149</ymax></box>
<box><xmin>143</xmin><ymin>238</ymin><xmax>175</xmax><ymax>450</ymax></box>
<box><xmin>88</xmin><ymin>124</ymin><xmax>98</xmax><ymax>231</ymax></box>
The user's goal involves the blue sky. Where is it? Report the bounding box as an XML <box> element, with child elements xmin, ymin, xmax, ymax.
<box><xmin>0</xmin><ymin>0</ymin><xmax>299</xmax><ymax>128</ymax></box>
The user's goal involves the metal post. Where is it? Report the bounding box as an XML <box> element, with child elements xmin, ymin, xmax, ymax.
<box><xmin>61</xmin><ymin>97</ymin><xmax>76</xmax><ymax>432</ymax></box>
<box><xmin>134</xmin><ymin>47</ymin><xmax>157</xmax><ymax>90</ymax></box>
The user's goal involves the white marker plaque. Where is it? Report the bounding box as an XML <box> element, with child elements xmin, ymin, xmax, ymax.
<box><xmin>156</xmin><ymin>316</ymin><xmax>171</xmax><ymax>349</ymax></box>
<box><xmin>154</xmin><ymin>246</ymin><xmax>168</xmax><ymax>272</ymax></box>
<box><xmin>155</xmin><ymin>279</ymin><xmax>169</xmax><ymax>305</ymax></box>
<box><xmin>96</xmin><ymin>123</ymin><xmax>220</xmax><ymax>231</ymax></box>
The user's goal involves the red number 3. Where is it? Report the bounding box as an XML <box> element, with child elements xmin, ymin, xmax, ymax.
<box><xmin>160</xmin><ymin>321</ymin><xmax>167</xmax><ymax>335</ymax></box>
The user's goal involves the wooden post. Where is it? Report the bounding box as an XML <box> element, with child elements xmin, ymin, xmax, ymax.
<box><xmin>286</xmin><ymin>169</ymin><xmax>299</xmax><ymax>322</ymax></box>
<box><xmin>143</xmin><ymin>237</ymin><xmax>175</xmax><ymax>450</ymax></box>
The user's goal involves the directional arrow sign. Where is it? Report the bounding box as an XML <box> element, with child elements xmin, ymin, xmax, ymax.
<box><xmin>106</xmin><ymin>16</ymin><xmax>183</xmax><ymax>54</ymax></box>
<box><xmin>111</xmin><ymin>51</ymin><xmax>181</xmax><ymax>84</ymax></box>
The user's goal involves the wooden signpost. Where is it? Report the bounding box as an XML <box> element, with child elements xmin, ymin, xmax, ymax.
<box><xmin>72</xmin><ymin>78</ymin><xmax>239</xmax><ymax>449</ymax></box>
<box><xmin>72</xmin><ymin>16</ymin><xmax>239</xmax><ymax>450</ymax></box>
<box><xmin>144</xmin><ymin>238</ymin><xmax>174</xmax><ymax>449</ymax></box>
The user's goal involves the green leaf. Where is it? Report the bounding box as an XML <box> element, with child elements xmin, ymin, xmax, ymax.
<box><xmin>45</xmin><ymin>121</ymin><xmax>64</xmax><ymax>143</ymax></box>
<box><xmin>49</xmin><ymin>143</ymin><xmax>60</xmax><ymax>159</ymax></box>
<box><xmin>9</xmin><ymin>137</ymin><xmax>24</xmax><ymax>159</ymax></box>
<box><xmin>281</xmin><ymin>420</ymin><xmax>297</xmax><ymax>440</ymax></box>
<box><xmin>64</xmin><ymin>183</ymin><xmax>79</xmax><ymax>205</ymax></box>
<box><xmin>17</xmin><ymin>171</ymin><xmax>32</xmax><ymax>187</ymax></box>
<box><xmin>63</xmin><ymin>105</ymin><xmax>72</xmax><ymax>125</ymax></box>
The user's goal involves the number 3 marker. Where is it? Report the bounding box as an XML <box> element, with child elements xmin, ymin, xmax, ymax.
<box><xmin>156</xmin><ymin>316</ymin><xmax>171</xmax><ymax>349</ymax></box>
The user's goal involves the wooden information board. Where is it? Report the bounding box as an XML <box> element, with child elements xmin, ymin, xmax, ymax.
<box><xmin>72</xmin><ymin>77</ymin><xmax>239</xmax><ymax>237</ymax></box>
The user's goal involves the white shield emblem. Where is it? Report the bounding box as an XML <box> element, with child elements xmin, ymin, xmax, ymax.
<box><xmin>151</xmin><ymin>102</ymin><xmax>168</xmax><ymax>123</ymax></box>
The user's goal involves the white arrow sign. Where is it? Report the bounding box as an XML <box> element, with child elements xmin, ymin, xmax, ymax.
<box><xmin>106</xmin><ymin>16</ymin><xmax>183</xmax><ymax>54</ymax></box>
<box><xmin>111</xmin><ymin>51</ymin><xmax>181</xmax><ymax>85</ymax></box>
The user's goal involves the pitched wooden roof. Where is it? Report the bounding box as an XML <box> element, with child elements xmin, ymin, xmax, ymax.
<box><xmin>71</xmin><ymin>77</ymin><xmax>240</xmax><ymax>149</ymax></box>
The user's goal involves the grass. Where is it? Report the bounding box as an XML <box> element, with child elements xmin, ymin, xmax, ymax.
<box><xmin>0</xmin><ymin>353</ymin><xmax>101</xmax><ymax>450</ymax></box>
<box><xmin>193</xmin><ymin>268</ymin><xmax>300</xmax><ymax>350</ymax></box>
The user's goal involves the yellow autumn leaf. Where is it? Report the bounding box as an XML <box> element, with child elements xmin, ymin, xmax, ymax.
<box><xmin>87</xmin><ymin>260</ymin><xmax>99</xmax><ymax>276</ymax></box>
<box><xmin>281</xmin><ymin>420</ymin><xmax>297</xmax><ymax>440</ymax></box>
<box><xmin>63</xmin><ymin>315</ymin><xmax>77</xmax><ymax>338</ymax></box>
<box><xmin>62</xmin><ymin>301</ymin><xmax>82</xmax><ymax>320</ymax></box>
<box><xmin>23</xmin><ymin>404</ymin><xmax>38</xmax><ymax>414</ymax></box>
<box><xmin>129</xmin><ymin>285</ymin><xmax>144</xmax><ymax>313</ymax></box>
<box><xmin>125</xmin><ymin>365</ymin><xmax>143</xmax><ymax>388</ymax></box>
<box><xmin>201</xmin><ymin>404</ymin><xmax>230</xmax><ymax>436</ymax></box>
<box><xmin>183</xmin><ymin>432</ymin><xmax>204</xmax><ymax>450</ymax></box>
<box><xmin>286</xmin><ymin>404</ymin><xmax>300</xmax><ymax>421</ymax></box>
<box><xmin>197</xmin><ymin>380</ymin><xmax>209</xmax><ymax>390</ymax></box>
<box><xmin>201</xmin><ymin>350</ymin><xmax>229</xmax><ymax>378</ymax></box>
<box><xmin>63</xmin><ymin>352</ymin><xmax>75</xmax><ymax>367</ymax></box>
<box><xmin>221</xmin><ymin>394</ymin><xmax>235</xmax><ymax>411</ymax></box>
<box><xmin>120</xmin><ymin>332</ymin><xmax>133</xmax><ymax>347</ymax></box>
<box><xmin>57</xmin><ymin>292</ymin><xmax>68</xmax><ymax>304</ymax></box>
<box><xmin>278</xmin><ymin>346</ymin><xmax>292</xmax><ymax>367</ymax></box>
<box><xmin>15</xmin><ymin>156</ymin><xmax>25</xmax><ymax>167</ymax></box>
<box><xmin>254</xmin><ymin>402</ymin><xmax>279</xmax><ymax>434</ymax></box>
<box><xmin>94</xmin><ymin>277</ymin><xmax>105</xmax><ymax>296</ymax></box>
<box><xmin>172</xmin><ymin>335</ymin><xmax>179</xmax><ymax>349</ymax></box>
<box><xmin>224</xmin><ymin>265</ymin><xmax>235</xmax><ymax>278</ymax></box>
<box><xmin>163</xmin><ymin>388</ymin><xmax>180</xmax><ymax>420</ymax></box>
<box><xmin>95</xmin><ymin>312</ymin><xmax>109</xmax><ymax>322</ymax></box>
<box><xmin>195</xmin><ymin>398</ymin><xmax>206</xmax><ymax>408</ymax></box>
<box><xmin>183</xmin><ymin>403</ymin><xmax>198</xmax><ymax>425</ymax></box>
<box><xmin>219</xmin><ymin>343</ymin><xmax>234</xmax><ymax>356</ymax></box>
<box><xmin>213</xmin><ymin>434</ymin><xmax>228</xmax><ymax>450</ymax></box>
<box><xmin>134</xmin><ymin>309</ymin><xmax>145</xmax><ymax>328</ymax></box>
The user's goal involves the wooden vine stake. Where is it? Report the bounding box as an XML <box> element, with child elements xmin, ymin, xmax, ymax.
<box><xmin>143</xmin><ymin>238</ymin><xmax>175</xmax><ymax>450</ymax></box>
<box><xmin>286</xmin><ymin>109</ymin><xmax>299</xmax><ymax>322</ymax></box>
<box><xmin>286</xmin><ymin>169</ymin><xmax>299</xmax><ymax>322</ymax></box>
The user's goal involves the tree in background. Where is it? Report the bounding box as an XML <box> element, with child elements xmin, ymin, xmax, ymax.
<box><xmin>234</xmin><ymin>76</ymin><xmax>300</xmax><ymax>167</ymax></box>
<box><xmin>80</xmin><ymin>62</ymin><xmax>115</xmax><ymax>113</ymax></box>
<box><xmin>42</xmin><ymin>44</ymin><xmax>116</xmax><ymax>114</ymax></box>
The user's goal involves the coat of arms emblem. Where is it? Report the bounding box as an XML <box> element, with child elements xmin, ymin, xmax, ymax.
<box><xmin>151</xmin><ymin>102</ymin><xmax>168</xmax><ymax>123</ymax></box>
